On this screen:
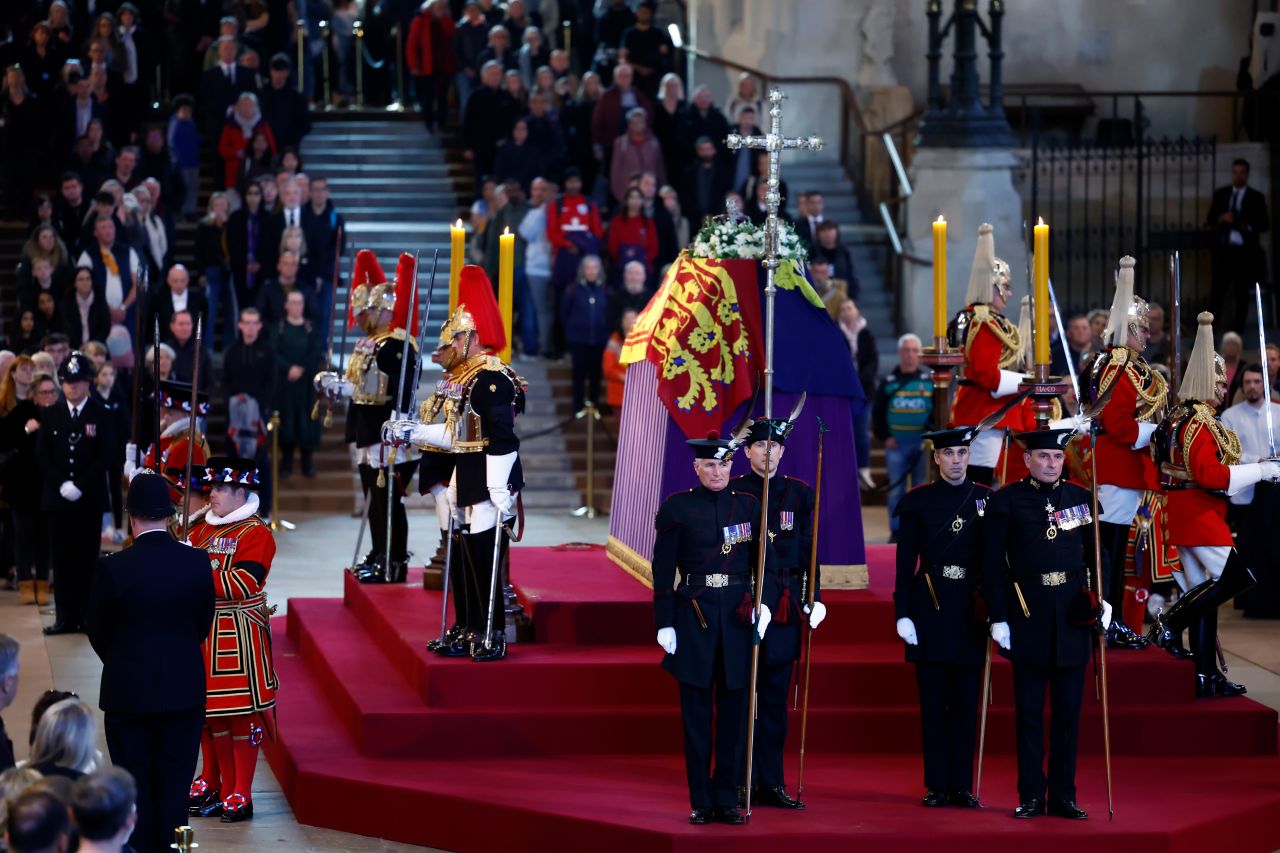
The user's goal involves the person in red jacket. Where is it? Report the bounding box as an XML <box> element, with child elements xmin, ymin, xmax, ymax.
<box><xmin>1149</xmin><ymin>312</ymin><xmax>1280</xmax><ymax>697</ymax></box>
<box><xmin>1079</xmin><ymin>256</ymin><xmax>1168</xmax><ymax>651</ymax></box>
<box><xmin>217</xmin><ymin>94</ymin><xmax>277</xmax><ymax>190</ymax></box>
<box><xmin>406</xmin><ymin>0</ymin><xmax>456</xmax><ymax>133</ymax></box>
<box><xmin>947</xmin><ymin>223</ymin><xmax>1031</xmax><ymax>485</ymax></box>
<box><xmin>606</xmin><ymin>186</ymin><xmax>658</xmax><ymax>282</ymax></box>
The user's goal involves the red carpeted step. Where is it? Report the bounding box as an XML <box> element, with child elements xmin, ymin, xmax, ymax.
<box><xmin>266</xmin><ymin>638</ymin><xmax>1280</xmax><ymax>853</ymax></box>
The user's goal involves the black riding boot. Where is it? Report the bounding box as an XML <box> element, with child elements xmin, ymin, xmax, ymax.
<box><xmin>1148</xmin><ymin>551</ymin><xmax>1256</xmax><ymax>640</ymax></box>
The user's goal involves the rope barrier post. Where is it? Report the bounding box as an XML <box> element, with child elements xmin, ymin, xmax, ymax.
<box><xmin>268</xmin><ymin>411</ymin><xmax>295</xmax><ymax>531</ymax></box>
<box><xmin>319</xmin><ymin>20</ymin><xmax>332</xmax><ymax>110</ymax></box>
<box><xmin>388</xmin><ymin>23</ymin><xmax>406</xmax><ymax>112</ymax></box>
<box><xmin>171</xmin><ymin>825</ymin><xmax>195</xmax><ymax>852</ymax></box>
<box><xmin>296</xmin><ymin>18</ymin><xmax>305</xmax><ymax>94</ymax></box>
<box><xmin>353</xmin><ymin>19</ymin><xmax>364</xmax><ymax>109</ymax></box>
<box><xmin>571</xmin><ymin>403</ymin><xmax>597</xmax><ymax>518</ymax></box>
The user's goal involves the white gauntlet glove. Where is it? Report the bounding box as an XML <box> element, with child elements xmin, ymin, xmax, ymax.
<box><xmin>657</xmin><ymin>627</ymin><xmax>677</xmax><ymax>655</ymax></box>
<box><xmin>805</xmin><ymin>601</ymin><xmax>827</xmax><ymax>629</ymax></box>
<box><xmin>314</xmin><ymin>370</ymin><xmax>354</xmax><ymax>399</ymax></box>
<box><xmin>993</xmin><ymin>369</ymin><xmax>1026</xmax><ymax>398</ymax></box>
<box><xmin>382</xmin><ymin>418</ymin><xmax>420</xmax><ymax>446</ymax></box>
<box><xmin>896</xmin><ymin>617</ymin><xmax>918</xmax><ymax>646</ymax></box>
<box><xmin>1100</xmin><ymin>599</ymin><xmax>1113</xmax><ymax>631</ymax></box>
<box><xmin>1227</xmin><ymin>462</ymin><xmax>1270</xmax><ymax>496</ymax></box>
<box><xmin>755</xmin><ymin>603</ymin><xmax>771</xmax><ymax>641</ymax></box>
<box><xmin>123</xmin><ymin>442</ymin><xmax>139</xmax><ymax>480</ymax></box>
<box><xmin>59</xmin><ymin>480</ymin><xmax>82</xmax><ymax>502</ymax></box>
<box><xmin>990</xmin><ymin>621</ymin><xmax>1011</xmax><ymax>651</ymax></box>
<box><xmin>486</xmin><ymin>451</ymin><xmax>517</xmax><ymax>517</ymax></box>
<box><xmin>1049</xmin><ymin>414</ymin><xmax>1092</xmax><ymax>435</ymax></box>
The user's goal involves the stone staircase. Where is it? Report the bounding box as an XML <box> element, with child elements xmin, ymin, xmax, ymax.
<box><xmin>277</xmin><ymin>114</ymin><xmax>584</xmax><ymax>517</ymax></box>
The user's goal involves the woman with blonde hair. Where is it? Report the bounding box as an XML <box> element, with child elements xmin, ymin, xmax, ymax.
<box><xmin>28</xmin><ymin>698</ymin><xmax>101</xmax><ymax>781</ymax></box>
<box><xmin>0</xmin><ymin>355</ymin><xmax>45</xmax><ymax>602</ymax></box>
<box><xmin>279</xmin><ymin>224</ymin><xmax>315</xmax><ymax>289</ymax></box>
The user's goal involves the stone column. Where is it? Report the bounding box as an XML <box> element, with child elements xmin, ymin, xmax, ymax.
<box><xmin>903</xmin><ymin>147</ymin><xmax>1027</xmax><ymax>339</ymax></box>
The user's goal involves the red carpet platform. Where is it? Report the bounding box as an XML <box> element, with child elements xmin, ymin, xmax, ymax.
<box><xmin>265</xmin><ymin>545</ymin><xmax>1280</xmax><ymax>852</ymax></box>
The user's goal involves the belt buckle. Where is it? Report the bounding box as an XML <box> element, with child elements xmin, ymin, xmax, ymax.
<box><xmin>705</xmin><ymin>573</ymin><xmax>728</xmax><ymax>589</ymax></box>
<box><xmin>1041</xmin><ymin>571</ymin><xmax>1067</xmax><ymax>587</ymax></box>
<box><xmin>941</xmin><ymin>565</ymin><xmax>966</xmax><ymax>580</ymax></box>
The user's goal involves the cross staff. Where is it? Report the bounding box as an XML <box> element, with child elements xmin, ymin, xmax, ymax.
<box><xmin>726</xmin><ymin>87</ymin><xmax>823</xmax><ymax>821</ymax></box>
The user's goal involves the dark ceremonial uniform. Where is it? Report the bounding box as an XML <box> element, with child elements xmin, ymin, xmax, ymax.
<box><xmin>730</xmin><ymin>468</ymin><xmax>815</xmax><ymax>804</ymax></box>
<box><xmin>654</xmin><ymin>478</ymin><xmax>779</xmax><ymax>817</ymax></box>
<box><xmin>187</xmin><ymin>457</ymin><xmax>277</xmax><ymax>823</ymax></box>
<box><xmin>39</xmin><ymin>353</ymin><xmax>116</xmax><ymax>635</ymax></box>
<box><xmin>894</xmin><ymin>455</ymin><xmax>990</xmax><ymax>801</ymax></box>
<box><xmin>981</xmin><ymin>431</ymin><xmax>1099</xmax><ymax>816</ymax></box>
<box><xmin>345</xmin><ymin>326</ymin><xmax>419</xmax><ymax>580</ymax></box>
<box><xmin>426</xmin><ymin>352</ymin><xmax>525</xmax><ymax>654</ymax></box>
<box><xmin>87</xmin><ymin>474</ymin><xmax>215</xmax><ymax>853</ymax></box>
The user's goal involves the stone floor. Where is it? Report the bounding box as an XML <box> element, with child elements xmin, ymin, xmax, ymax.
<box><xmin>5</xmin><ymin>503</ymin><xmax>1280</xmax><ymax>852</ymax></box>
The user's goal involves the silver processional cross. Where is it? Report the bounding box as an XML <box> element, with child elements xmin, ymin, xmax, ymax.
<box><xmin>726</xmin><ymin>88</ymin><xmax>824</xmax><ymax>419</ymax></box>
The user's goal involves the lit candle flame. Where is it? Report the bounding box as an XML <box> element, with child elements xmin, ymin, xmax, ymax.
<box><xmin>503</xmin><ymin>226</ymin><xmax>511</xmax><ymax>236</ymax></box>
<box><xmin>1037</xmin><ymin>216</ymin><xmax>1045</xmax><ymax>226</ymax></box>
<box><xmin>936</xmin><ymin>214</ymin><xmax>945</xmax><ymax>224</ymax></box>
<box><xmin>455</xmin><ymin>219</ymin><xmax>463</xmax><ymax>228</ymax></box>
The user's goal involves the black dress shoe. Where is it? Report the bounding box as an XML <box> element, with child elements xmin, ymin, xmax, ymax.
<box><xmin>713</xmin><ymin>806</ymin><xmax>745</xmax><ymax>825</ymax></box>
<box><xmin>427</xmin><ymin>626</ymin><xmax>464</xmax><ymax>653</ymax></box>
<box><xmin>219</xmin><ymin>800</ymin><xmax>253</xmax><ymax>823</ymax></box>
<box><xmin>1013</xmin><ymin>799</ymin><xmax>1043</xmax><ymax>819</ymax></box>
<box><xmin>922</xmin><ymin>789</ymin><xmax>947</xmax><ymax>807</ymax></box>
<box><xmin>949</xmin><ymin>790</ymin><xmax>980</xmax><ymax>808</ymax></box>
<box><xmin>1047</xmin><ymin>799</ymin><xmax>1088</xmax><ymax>820</ymax></box>
<box><xmin>470</xmin><ymin>637</ymin><xmax>507</xmax><ymax>662</ymax></box>
<box><xmin>1106</xmin><ymin>621</ymin><xmax>1149</xmax><ymax>650</ymax></box>
<box><xmin>437</xmin><ymin>637</ymin><xmax>472</xmax><ymax>657</ymax></box>
<box><xmin>1197</xmin><ymin>672</ymin><xmax>1248</xmax><ymax>698</ymax></box>
<box><xmin>191</xmin><ymin>798</ymin><xmax>224</xmax><ymax>818</ymax></box>
<box><xmin>754</xmin><ymin>785</ymin><xmax>805</xmax><ymax>809</ymax></box>
<box><xmin>42</xmin><ymin>622</ymin><xmax>79</xmax><ymax>636</ymax></box>
<box><xmin>689</xmin><ymin>807</ymin><xmax>714</xmax><ymax>825</ymax></box>
<box><xmin>1156</xmin><ymin>626</ymin><xmax>1195</xmax><ymax>659</ymax></box>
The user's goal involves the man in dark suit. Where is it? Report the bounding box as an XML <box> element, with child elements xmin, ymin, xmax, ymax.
<box><xmin>1207</xmin><ymin>158</ymin><xmax>1270</xmax><ymax>334</ymax></box>
<box><xmin>38</xmin><ymin>352</ymin><xmax>116</xmax><ymax>635</ymax></box>
<box><xmin>794</xmin><ymin>190</ymin><xmax>824</xmax><ymax>252</ymax></box>
<box><xmin>150</xmin><ymin>264</ymin><xmax>209</xmax><ymax>335</ymax></box>
<box><xmin>680</xmin><ymin>136</ymin><xmax>731</xmax><ymax>230</ymax></box>
<box><xmin>199</xmin><ymin>36</ymin><xmax>257</xmax><ymax>140</ymax></box>
<box><xmin>258</xmin><ymin>53</ymin><xmax>310</xmax><ymax>151</ymax></box>
<box><xmin>87</xmin><ymin>473</ymin><xmax>215</xmax><ymax>853</ymax></box>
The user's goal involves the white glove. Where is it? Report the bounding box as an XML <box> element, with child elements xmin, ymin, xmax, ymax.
<box><xmin>1262</xmin><ymin>460</ymin><xmax>1280</xmax><ymax>483</ymax></box>
<box><xmin>1050</xmin><ymin>414</ymin><xmax>1092</xmax><ymax>435</ymax></box>
<box><xmin>896</xmin><ymin>617</ymin><xmax>918</xmax><ymax>646</ymax></box>
<box><xmin>755</xmin><ymin>603</ymin><xmax>771</xmax><ymax>641</ymax></box>
<box><xmin>991</xmin><ymin>621</ymin><xmax>1011</xmax><ymax>651</ymax></box>
<box><xmin>59</xmin><ymin>480</ymin><xmax>82</xmax><ymax>502</ymax></box>
<box><xmin>805</xmin><ymin>601</ymin><xmax>827</xmax><ymax>629</ymax></box>
<box><xmin>1133</xmin><ymin>422</ymin><xmax>1157</xmax><ymax>450</ymax></box>
<box><xmin>486</xmin><ymin>451</ymin><xmax>517</xmax><ymax>516</ymax></box>
<box><xmin>993</xmin><ymin>369</ymin><xmax>1025</xmax><ymax>398</ymax></box>
<box><xmin>657</xmin><ymin>626</ymin><xmax>677</xmax><ymax>655</ymax></box>
<box><xmin>1100</xmin><ymin>599</ymin><xmax>1113</xmax><ymax>631</ymax></box>
<box><xmin>1227</xmin><ymin>462</ymin><xmax>1269</xmax><ymax>496</ymax></box>
<box><xmin>122</xmin><ymin>443</ymin><xmax>139</xmax><ymax>481</ymax></box>
<box><xmin>382</xmin><ymin>418</ymin><xmax>419</xmax><ymax>446</ymax></box>
<box><xmin>314</xmin><ymin>371</ymin><xmax>354</xmax><ymax>399</ymax></box>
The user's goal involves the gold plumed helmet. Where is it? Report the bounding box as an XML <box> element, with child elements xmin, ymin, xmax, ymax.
<box><xmin>964</xmin><ymin>223</ymin><xmax>1012</xmax><ymax>306</ymax></box>
<box><xmin>437</xmin><ymin>305</ymin><xmax>477</xmax><ymax>351</ymax></box>
<box><xmin>348</xmin><ymin>249</ymin><xmax>393</xmax><ymax>320</ymax></box>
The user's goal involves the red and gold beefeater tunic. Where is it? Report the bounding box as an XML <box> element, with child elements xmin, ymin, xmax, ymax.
<box><xmin>1156</xmin><ymin>400</ymin><xmax>1242</xmax><ymax>548</ymax></box>
<box><xmin>188</xmin><ymin>510</ymin><xmax>278</xmax><ymax>717</ymax></box>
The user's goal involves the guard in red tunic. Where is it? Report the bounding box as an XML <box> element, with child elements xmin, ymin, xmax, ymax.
<box><xmin>948</xmin><ymin>223</ymin><xmax>1032</xmax><ymax>485</ymax></box>
<box><xmin>123</xmin><ymin>380</ymin><xmax>211</xmax><ymax>486</ymax></box>
<box><xmin>1149</xmin><ymin>312</ymin><xmax>1280</xmax><ymax>697</ymax></box>
<box><xmin>186</xmin><ymin>456</ymin><xmax>278</xmax><ymax>822</ymax></box>
<box><xmin>1079</xmin><ymin>256</ymin><xmax>1167</xmax><ymax>650</ymax></box>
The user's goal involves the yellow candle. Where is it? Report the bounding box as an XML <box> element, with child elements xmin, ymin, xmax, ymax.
<box><xmin>498</xmin><ymin>227</ymin><xmax>514</xmax><ymax>362</ymax></box>
<box><xmin>932</xmin><ymin>215</ymin><xmax>946</xmax><ymax>340</ymax></box>
<box><xmin>449</xmin><ymin>219</ymin><xmax>465</xmax><ymax>312</ymax></box>
<box><xmin>1033</xmin><ymin>217</ymin><xmax>1050</xmax><ymax>367</ymax></box>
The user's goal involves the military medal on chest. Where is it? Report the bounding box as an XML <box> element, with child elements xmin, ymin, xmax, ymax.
<box><xmin>1045</xmin><ymin>500</ymin><xmax>1058</xmax><ymax>540</ymax></box>
<box><xmin>721</xmin><ymin>522</ymin><xmax>752</xmax><ymax>554</ymax></box>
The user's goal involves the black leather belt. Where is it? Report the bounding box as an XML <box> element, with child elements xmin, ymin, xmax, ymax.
<box><xmin>682</xmin><ymin>573</ymin><xmax>749</xmax><ymax>589</ymax></box>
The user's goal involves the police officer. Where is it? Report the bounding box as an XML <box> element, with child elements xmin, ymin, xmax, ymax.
<box><xmin>653</xmin><ymin>432</ymin><xmax>777</xmax><ymax>825</ymax></box>
<box><xmin>39</xmin><ymin>351</ymin><xmax>116</xmax><ymax>636</ymax></box>
<box><xmin>893</xmin><ymin>426</ymin><xmax>990</xmax><ymax>808</ymax></box>
<box><xmin>981</xmin><ymin>428</ymin><xmax>1112</xmax><ymax>820</ymax></box>
<box><xmin>729</xmin><ymin>416</ymin><xmax>825</xmax><ymax>810</ymax></box>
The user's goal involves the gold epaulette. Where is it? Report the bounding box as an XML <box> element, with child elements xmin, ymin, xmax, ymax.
<box><xmin>967</xmin><ymin>304</ymin><xmax>1022</xmax><ymax>369</ymax></box>
<box><xmin>1097</xmin><ymin>347</ymin><xmax>1168</xmax><ymax>422</ymax></box>
<box><xmin>1179</xmin><ymin>402</ymin><xmax>1241</xmax><ymax>468</ymax></box>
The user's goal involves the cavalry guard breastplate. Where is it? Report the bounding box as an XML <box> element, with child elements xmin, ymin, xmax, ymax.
<box><xmin>947</xmin><ymin>304</ymin><xmax>1021</xmax><ymax>368</ymax></box>
<box><xmin>1083</xmin><ymin>346</ymin><xmax>1168</xmax><ymax>422</ymax></box>
<box><xmin>344</xmin><ymin>331</ymin><xmax>401</xmax><ymax>405</ymax></box>
<box><xmin>1153</xmin><ymin>400</ymin><xmax>1241</xmax><ymax>490</ymax></box>
<box><xmin>418</xmin><ymin>354</ymin><xmax>520</xmax><ymax>454</ymax></box>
